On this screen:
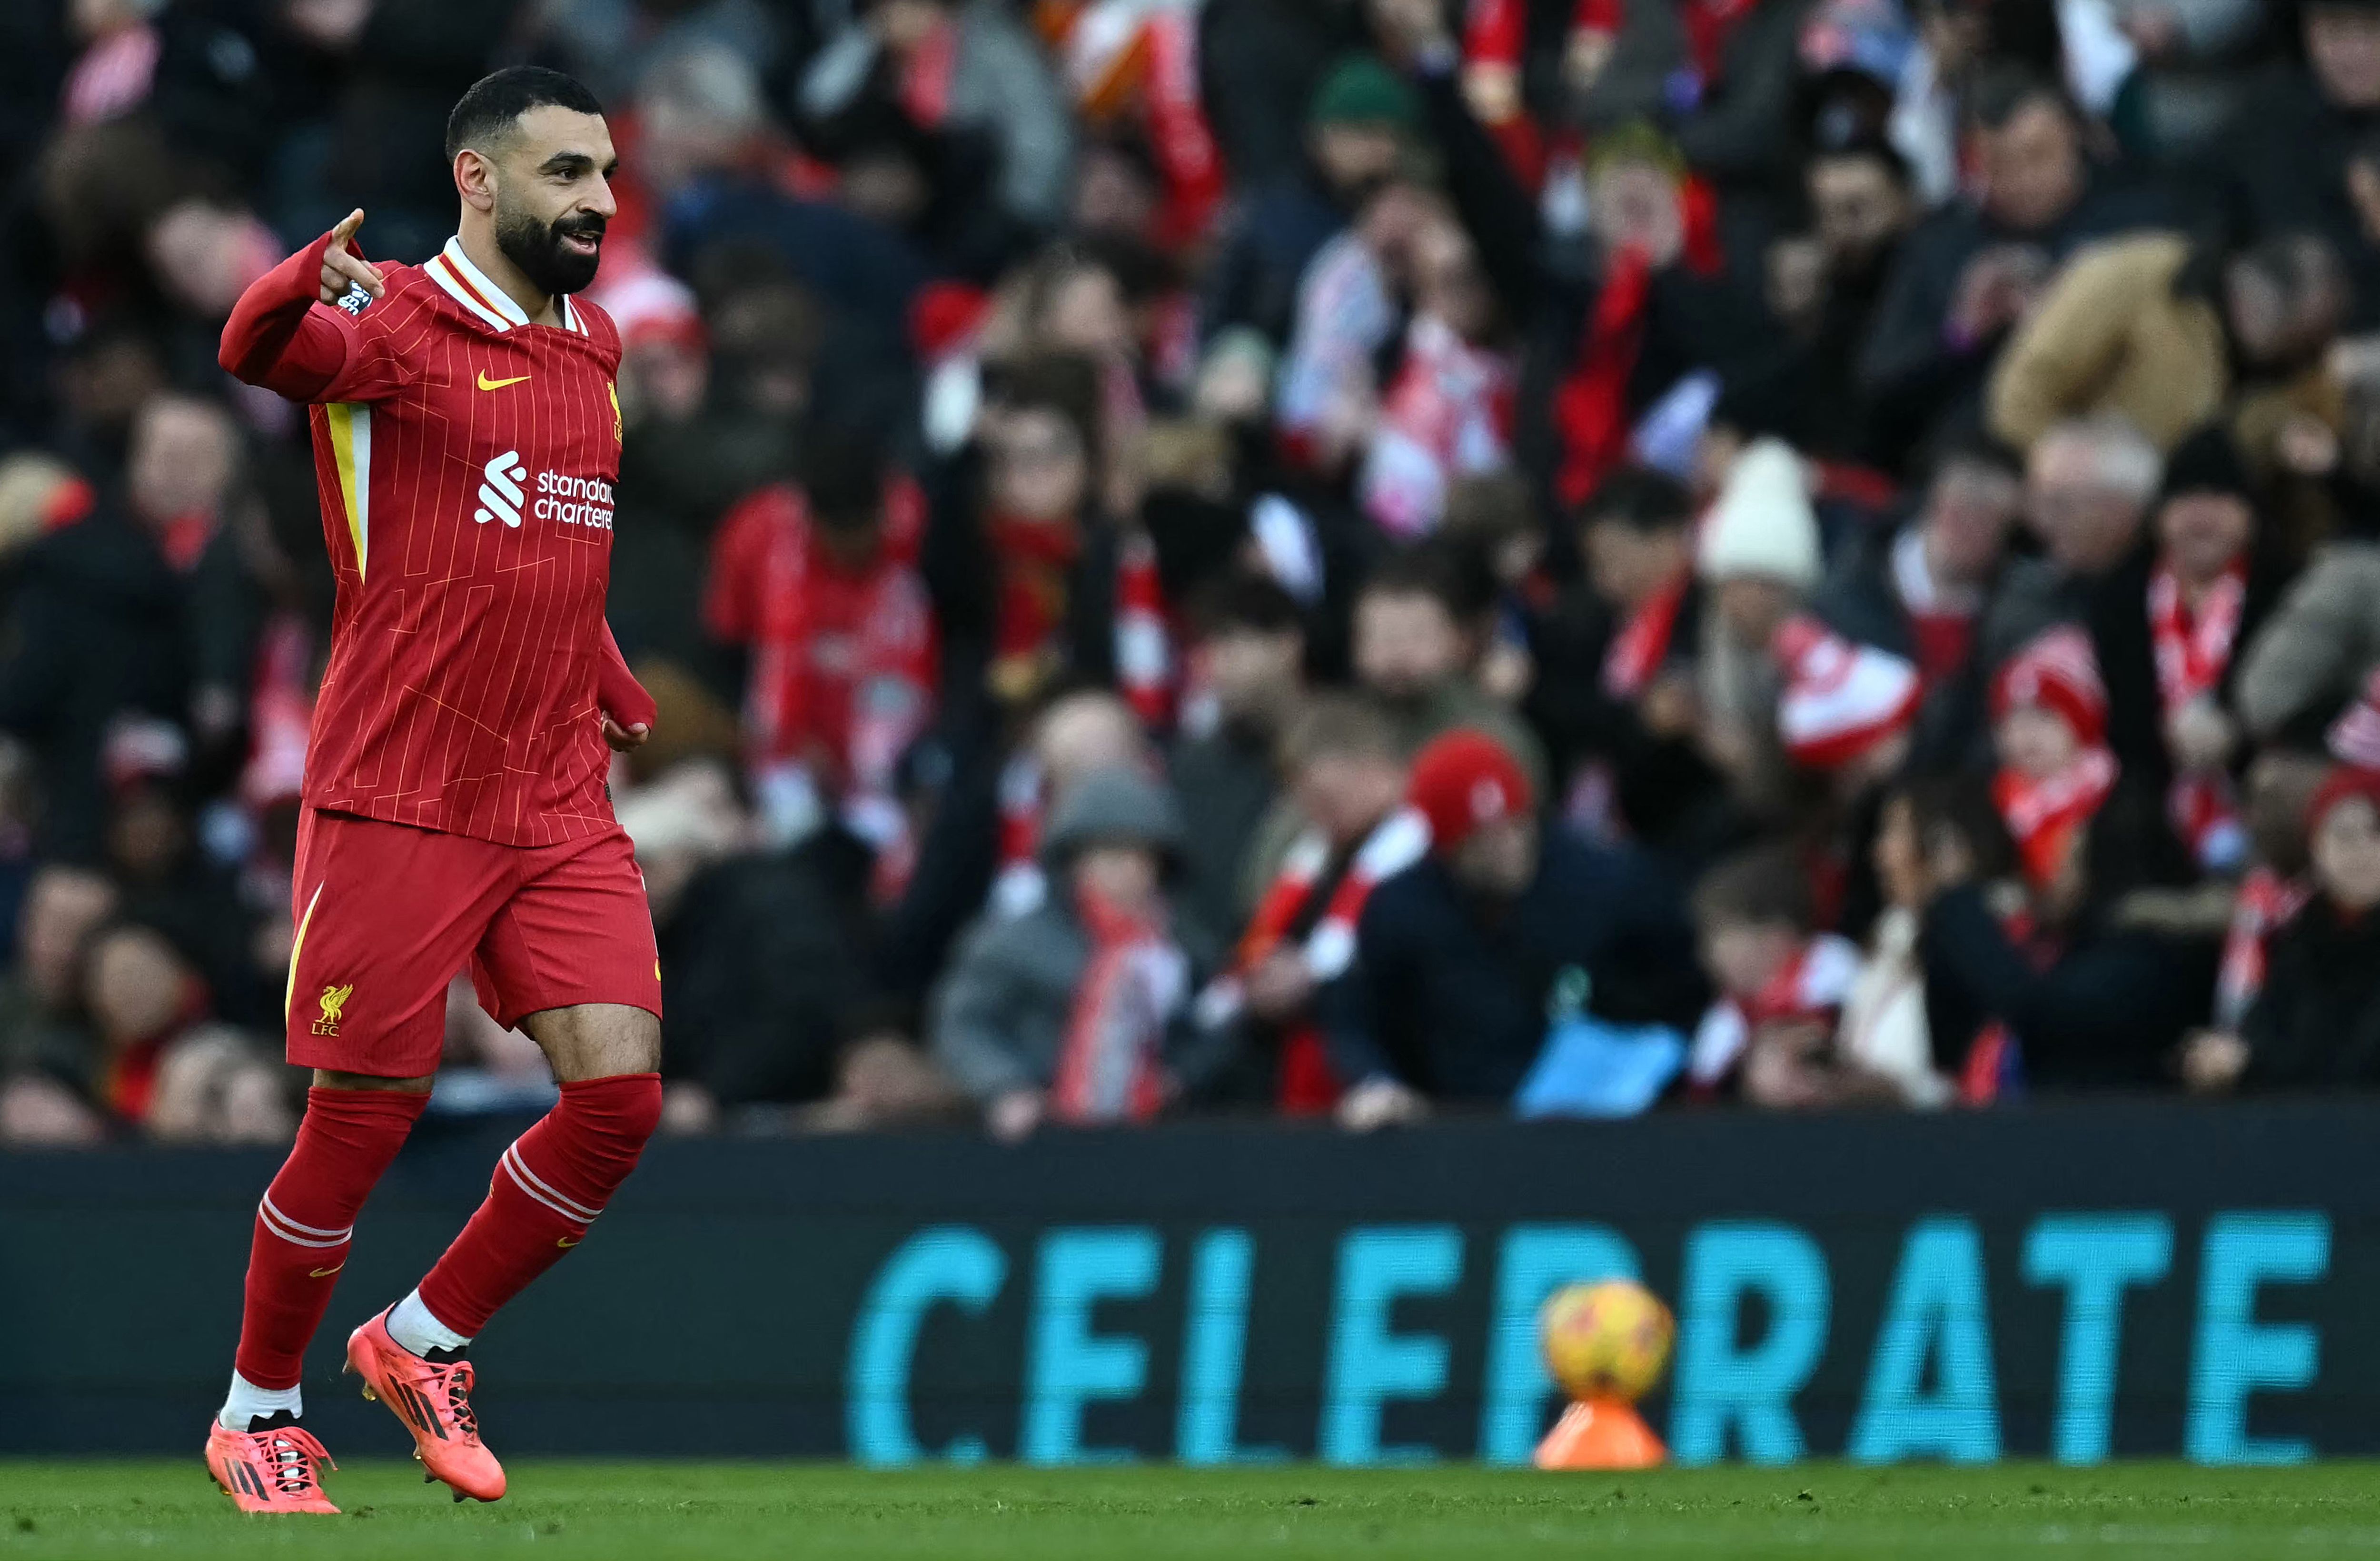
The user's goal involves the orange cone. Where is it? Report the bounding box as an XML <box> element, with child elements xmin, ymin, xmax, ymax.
<box><xmin>1533</xmin><ymin>1397</ymin><xmax>1666</xmax><ymax>1470</ymax></box>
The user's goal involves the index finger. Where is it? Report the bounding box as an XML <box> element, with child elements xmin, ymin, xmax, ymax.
<box><xmin>330</xmin><ymin>208</ymin><xmax>365</xmax><ymax>245</ymax></box>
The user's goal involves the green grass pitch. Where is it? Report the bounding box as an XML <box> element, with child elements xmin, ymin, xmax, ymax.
<box><xmin>6</xmin><ymin>1461</ymin><xmax>2380</xmax><ymax>1559</ymax></box>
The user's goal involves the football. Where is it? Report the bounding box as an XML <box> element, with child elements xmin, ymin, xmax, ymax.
<box><xmin>1539</xmin><ymin>1279</ymin><xmax>1676</xmax><ymax>1403</ymax></box>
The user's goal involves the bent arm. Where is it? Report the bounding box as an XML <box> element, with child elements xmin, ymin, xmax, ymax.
<box><xmin>597</xmin><ymin>621</ymin><xmax>656</xmax><ymax>730</ymax></box>
<box><xmin>218</xmin><ymin>230</ymin><xmax>355</xmax><ymax>402</ymax></box>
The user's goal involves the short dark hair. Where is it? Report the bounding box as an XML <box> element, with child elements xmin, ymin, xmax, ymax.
<box><xmin>1579</xmin><ymin>467</ymin><xmax>1693</xmax><ymax>536</ymax></box>
<box><xmin>446</xmin><ymin>67</ymin><xmax>605</xmax><ymax>163</ymax></box>
<box><xmin>991</xmin><ymin>353</ymin><xmax>1102</xmax><ymax>454</ymax></box>
<box><xmin>1280</xmin><ymin>694</ymin><xmax>1402</xmax><ymax>772</ymax></box>
<box><xmin>1692</xmin><ymin>844</ymin><xmax>1814</xmax><ymax>933</ymax></box>
<box><xmin>1809</xmin><ymin>133</ymin><xmax>1914</xmax><ymax>191</ymax></box>
<box><xmin>1189</xmin><ymin>570</ymin><xmax>1303</xmax><ymax>642</ymax></box>
<box><xmin>804</xmin><ymin>434</ymin><xmax>887</xmax><ymax>531</ymax></box>
<box><xmin>1890</xmin><ymin>772</ymin><xmax>2016</xmax><ymax>885</ymax></box>
<box><xmin>1967</xmin><ymin>65</ymin><xmax>2073</xmax><ymax>134</ymax></box>
<box><xmin>1358</xmin><ymin>540</ymin><xmax>1493</xmax><ymax>622</ymax></box>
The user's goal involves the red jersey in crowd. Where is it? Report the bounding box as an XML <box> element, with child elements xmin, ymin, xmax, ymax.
<box><xmin>704</xmin><ymin>478</ymin><xmax>937</xmax><ymax>799</ymax></box>
<box><xmin>220</xmin><ymin>231</ymin><xmax>647</xmax><ymax>847</ymax></box>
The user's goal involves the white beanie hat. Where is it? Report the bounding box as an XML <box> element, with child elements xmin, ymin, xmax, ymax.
<box><xmin>1696</xmin><ymin>437</ymin><xmax>1822</xmax><ymax>589</ymax></box>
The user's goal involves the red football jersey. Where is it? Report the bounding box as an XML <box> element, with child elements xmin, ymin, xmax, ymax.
<box><xmin>232</xmin><ymin>236</ymin><xmax>629</xmax><ymax>847</ymax></box>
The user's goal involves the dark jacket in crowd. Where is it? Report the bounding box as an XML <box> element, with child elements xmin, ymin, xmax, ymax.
<box><xmin>661</xmin><ymin>832</ymin><xmax>878</xmax><ymax>1108</ymax></box>
<box><xmin>1321</xmin><ymin>832</ymin><xmax>1706</xmax><ymax>1103</ymax></box>
<box><xmin>1525</xmin><ymin>581</ymin><xmax>1735</xmax><ymax>867</ymax></box>
<box><xmin>2241</xmin><ymin>895</ymin><xmax>2380</xmax><ymax>1088</ymax></box>
<box><xmin>2206</xmin><ymin>63</ymin><xmax>2380</xmax><ymax>330</ymax></box>
<box><xmin>1918</xmin><ymin>882</ymin><xmax>2214</xmax><ymax>1088</ymax></box>
<box><xmin>1859</xmin><ymin>175</ymin><xmax>2170</xmax><ymax>453</ymax></box>
<box><xmin>2086</xmin><ymin>540</ymin><xmax>2285</xmax><ymax>828</ymax></box>
<box><xmin>0</xmin><ymin>503</ymin><xmax>190</xmax><ymax>857</ymax></box>
<box><xmin>1169</xmin><ymin>717</ymin><xmax>1280</xmax><ymax>943</ymax></box>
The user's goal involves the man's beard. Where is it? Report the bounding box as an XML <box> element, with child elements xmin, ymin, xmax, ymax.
<box><xmin>495</xmin><ymin>203</ymin><xmax>605</xmax><ymax>297</ymax></box>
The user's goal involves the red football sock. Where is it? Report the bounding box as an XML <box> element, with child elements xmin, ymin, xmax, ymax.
<box><xmin>233</xmin><ymin>1087</ymin><xmax>428</xmax><ymax>1391</ymax></box>
<box><xmin>413</xmin><ymin>1074</ymin><xmax>662</xmax><ymax>1339</ymax></box>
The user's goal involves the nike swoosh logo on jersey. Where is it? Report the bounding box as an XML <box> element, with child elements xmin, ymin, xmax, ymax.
<box><xmin>476</xmin><ymin>372</ymin><xmax>531</xmax><ymax>391</ymax></box>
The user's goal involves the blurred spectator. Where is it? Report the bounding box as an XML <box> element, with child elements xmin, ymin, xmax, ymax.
<box><xmin>1770</xmin><ymin>129</ymin><xmax>1921</xmax><ymax>463</ymax></box>
<box><xmin>1839</xmin><ymin>773</ymin><xmax>1993</xmax><ymax>1108</ymax></box>
<box><xmin>1861</xmin><ymin>67</ymin><xmax>2167</xmax><ymax>455</ymax></box>
<box><xmin>1204</xmin><ymin>53</ymin><xmax>1419</xmax><ymax>345</ymax></box>
<box><xmin>1203</xmin><ymin>696</ymin><xmax>1420</xmax><ymax>1113</ymax></box>
<box><xmin>1352</xmin><ymin>544</ymin><xmax>1546</xmax><ymax>785</ymax></box>
<box><xmin>1815</xmin><ymin>432</ymin><xmax>2027</xmax><ymax>765</ymax></box>
<box><xmin>0</xmin><ymin>864</ymin><xmax>116</xmax><ymax>1145</ymax></box>
<box><xmin>1988</xmin><ymin>231</ymin><xmax>2347</xmax><ymax>455</ymax></box>
<box><xmin>1695</xmin><ymin>437</ymin><xmax>1824</xmax><ymax>795</ymax></box>
<box><xmin>2192</xmin><ymin>766</ymin><xmax>2380</xmax><ymax>1091</ymax></box>
<box><xmin>1979</xmin><ymin>415</ymin><xmax>2162</xmax><ymax>675</ymax></box>
<box><xmin>2209</xmin><ymin>0</ymin><xmax>2380</xmax><ymax>327</ymax></box>
<box><xmin>1991</xmin><ymin>625</ymin><xmax>2120</xmax><ymax>892</ymax></box>
<box><xmin>1169</xmin><ymin>572</ymin><xmax>1307</xmax><ymax>940</ymax></box>
<box><xmin>800</xmin><ymin>0</ymin><xmax>1077</xmax><ymax>241</ymax></box>
<box><xmin>2086</xmin><ymin>424</ymin><xmax>2282</xmax><ymax>874</ymax></box>
<box><xmin>930</xmin><ymin>764</ymin><xmax>1232</xmax><ymax>1140</ymax></box>
<box><xmin>705</xmin><ymin>436</ymin><xmax>938</xmax><ymax>851</ymax></box>
<box><xmin>874</xmin><ymin>686</ymin><xmax>1150</xmax><ymax>1004</ymax></box>
<box><xmin>0</xmin><ymin>393</ymin><xmax>239</xmax><ymax>856</ymax></box>
<box><xmin>1321</xmin><ymin>728</ymin><xmax>1703</xmax><ymax>1127</ymax></box>
<box><xmin>1686</xmin><ymin>843</ymin><xmax>1873</xmax><ymax>1106</ymax></box>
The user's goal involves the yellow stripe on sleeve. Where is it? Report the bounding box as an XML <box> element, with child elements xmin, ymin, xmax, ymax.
<box><xmin>324</xmin><ymin>402</ymin><xmax>369</xmax><ymax>580</ymax></box>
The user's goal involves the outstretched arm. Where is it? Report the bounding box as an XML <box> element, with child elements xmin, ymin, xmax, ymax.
<box><xmin>218</xmin><ymin>209</ymin><xmax>387</xmax><ymax>402</ymax></box>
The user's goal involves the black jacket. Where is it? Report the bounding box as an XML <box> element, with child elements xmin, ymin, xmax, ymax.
<box><xmin>1320</xmin><ymin>833</ymin><xmax>1706</xmax><ymax>1103</ymax></box>
<box><xmin>0</xmin><ymin>503</ymin><xmax>190</xmax><ymax>857</ymax></box>
<box><xmin>1857</xmin><ymin>176</ymin><xmax>2171</xmax><ymax>455</ymax></box>
<box><xmin>2241</xmin><ymin>896</ymin><xmax>2380</xmax><ymax>1089</ymax></box>
<box><xmin>1919</xmin><ymin>883</ymin><xmax>2213</xmax><ymax>1088</ymax></box>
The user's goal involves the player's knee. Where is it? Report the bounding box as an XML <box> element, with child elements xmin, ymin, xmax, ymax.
<box><xmin>565</xmin><ymin>1071</ymin><xmax>663</xmax><ymax>1150</ymax></box>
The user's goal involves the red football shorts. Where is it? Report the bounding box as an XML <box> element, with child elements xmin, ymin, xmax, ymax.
<box><xmin>283</xmin><ymin>809</ymin><xmax>662</xmax><ymax>1078</ymax></box>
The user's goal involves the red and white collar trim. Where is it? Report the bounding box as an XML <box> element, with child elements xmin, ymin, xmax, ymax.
<box><xmin>425</xmin><ymin>236</ymin><xmax>586</xmax><ymax>335</ymax></box>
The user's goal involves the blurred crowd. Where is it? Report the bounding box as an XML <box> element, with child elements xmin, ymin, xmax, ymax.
<box><xmin>11</xmin><ymin>0</ymin><xmax>2380</xmax><ymax>1148</ymax></box>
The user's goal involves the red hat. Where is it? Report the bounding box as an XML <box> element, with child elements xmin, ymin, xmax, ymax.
<box><xmin>2307</xmin><ymin>765</ymin><xmax>2380</xmax><ymax>836</ymax></box>
<box><xmin>1992</xmin><ymin>626</ymin><xmax>2107</xmax><ymax>748</ymax></box>
<box><xmin>1772</xmin><ymin>616</ymin><xmax>1922</xmax><ymax>770</ymax></box>
<box><xmin>1408</xmin><ymin>728</ymin><xmax>1533</xmax><ymax>854</ymax></box>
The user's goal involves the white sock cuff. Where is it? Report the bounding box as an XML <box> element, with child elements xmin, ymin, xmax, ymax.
<box><xmin>386</xmin><ymin>1288</ymin><xmax>474</xmax><ymax>1356</ymax></box>
<box><xmin>218</xmin><ymin>1369</ymin><xmax>303</xmax><ymax>1430</ymax></box>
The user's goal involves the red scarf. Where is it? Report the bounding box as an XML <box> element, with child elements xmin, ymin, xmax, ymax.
<box><xmin>2216</xmin><ymin>865</ymin><xmax>2311</xmax><ymax>1029</ymax></box>
<box><xmin>1554</xmin><ymin>245</ymin><xmax>1653</xmax><ymax>510</ymax></box>
<box><xmin>989</xmin><ymin>511</ymin><xmax>1083</xmax><ymax>699</ymax></box>
<box><xmin>1602</xmin><ymin>574</ymin><xmax>1689</xmax><ymax>698</ymax></box>
<box><xmin>1208</xmin><ymin>808</ymin><xmax>1430</xmax><ymax>1112</ymax></box>
<box><xmin>989</xmin><ymin>516</ymin><xmax>1176</xmax><ymax>728</ymax></box>
<box><xmin>898</xmin><ymin>16</ymin><xmax>960</xmax><ymax>126</ymax></box>
<box><xmin>1115</xmin><ymin>532</ymin><xmax>1174</xmax><ymax>728</ymax></box>
<box><xmin>2149</xmin><ymin>559</ymin><xmax>2247</xmax><ymax>867</ymax></box>
<box><xmin>1687</xmin><ymin>933</ymin><xmax>1860</xmax><ymax>1091</ymax></box>
<box><xmin>1993</xmin><ymin>748</ymin><xmax>2119</xmax><ymax>890</ymax></box>
<box><xmin>1142</xmin><ymin>7</ymin><xmax>1225</xmax><ymax>246</ymax></box>
<box><xmin>1050</xmin><ymin>882</ymin><xmax>1183</xmax><ymax>1124</ymax></box>
<box><xmin>1362</xmin><ymin>314</ymin><xmax>1518</xmax><ymax>537</ymax></box>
